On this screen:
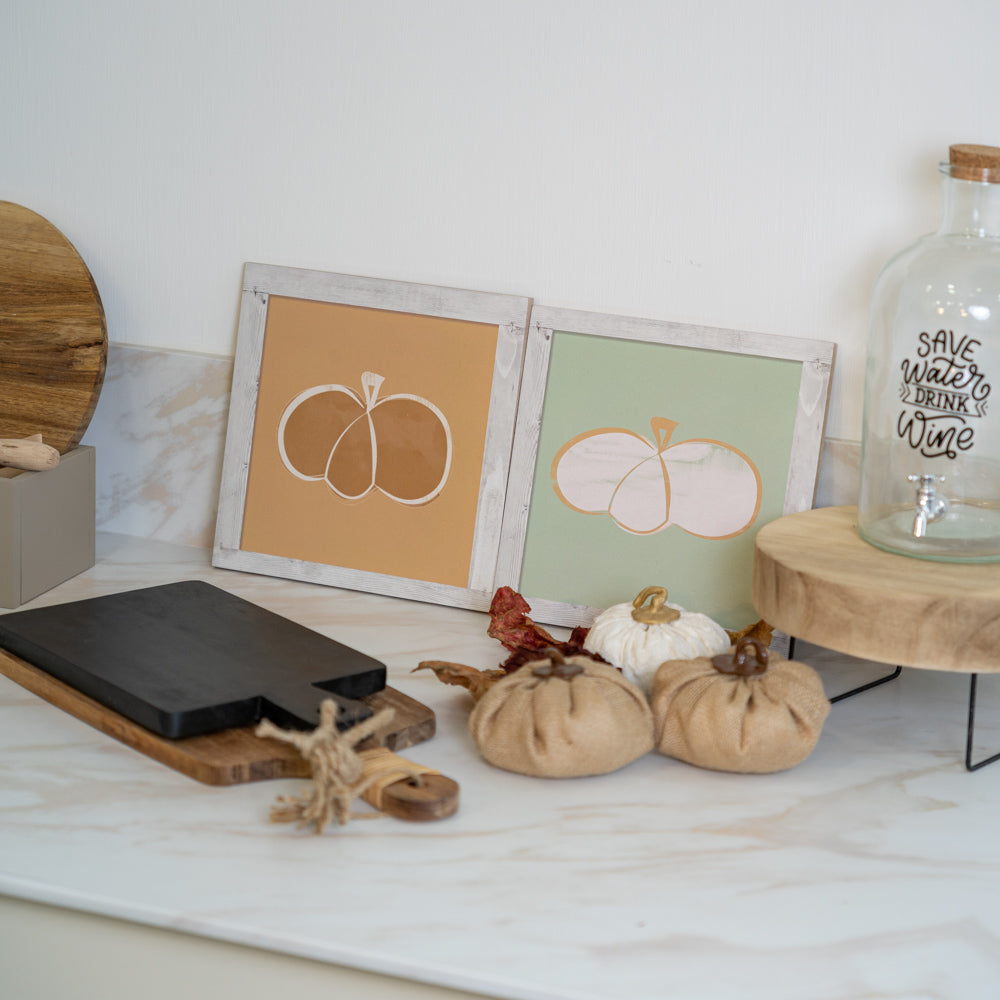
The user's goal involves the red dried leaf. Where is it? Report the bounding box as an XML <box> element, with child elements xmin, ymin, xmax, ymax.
<box><xmin>488</xmin><ymin>589</ymin><xmax>608</xmax><ymax>673</ymax></box>
<box><xmin>497</xmin><ymin>647</ymin><xmax>543</xmax><ymax>674</ymax></box>
<box><xmin>487</xmin><ymin>586</ymin><xmax>562</xmax><ymax>653</ymax></box>
<box><xmin>413</xmin><ymin>591</ymin><xmax>614</xmax><ymax>710</ymax></box>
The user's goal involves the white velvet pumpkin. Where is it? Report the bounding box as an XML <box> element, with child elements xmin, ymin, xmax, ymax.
<box><xmin>584</xmin><ymin>586</ymin><xmax>730</xmax><ymax>696</ymax></box>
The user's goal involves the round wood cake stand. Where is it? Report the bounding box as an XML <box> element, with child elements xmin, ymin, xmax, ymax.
<box><xmin>753</xmin><ymin>505</ymin><xmax>1000</xmax><ymax>769</ymax></box>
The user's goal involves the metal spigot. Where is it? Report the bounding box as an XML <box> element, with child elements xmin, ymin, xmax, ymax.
<box><xmin>908</xmin><ymin>473</ymin><xmax>949</xmax><ymax>538</ymax></box>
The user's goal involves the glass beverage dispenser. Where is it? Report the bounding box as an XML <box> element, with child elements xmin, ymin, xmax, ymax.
<box><xmin>858</xmin><ymin>144</ymin><xmax>1000</xmax><ymax>561</ymax></box>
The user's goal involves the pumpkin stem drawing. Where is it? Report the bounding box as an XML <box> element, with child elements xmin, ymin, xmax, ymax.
<box><xmin>551</xmin><ymin>416</ymin><xmax>762</xmax><ymax>538</ymax></box>
<box><xmin>278</xmin><ymin>371</ymin><xmax>452</xmax><ymax>506</ymax></box>
<box><xmin>651</xmin><ymin>417</ymin><xmax>678</xmax><ymax>451</ymax></box>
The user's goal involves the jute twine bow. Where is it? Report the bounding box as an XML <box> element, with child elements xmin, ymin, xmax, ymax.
<box><xmin>255</xmin><ymin>700</ymin><xmax>433</xmax><ymax>833</ymax></box>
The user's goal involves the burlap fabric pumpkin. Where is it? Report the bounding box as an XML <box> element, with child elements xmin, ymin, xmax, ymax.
<box><xmin>650</xmin><ymin>637</ymin><xmax>830</xmax><ymax>773</ymax></box>
<box><xmin>469</xmin><ymin>648</ymin><xmax>654</xmax><ymax>778</ymax></box>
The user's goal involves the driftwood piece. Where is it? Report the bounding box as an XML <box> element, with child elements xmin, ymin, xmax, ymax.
<box><xmin>0</xmin><ymin>434</ymin><xmax>61</xmax><ymax>471</ymax></box>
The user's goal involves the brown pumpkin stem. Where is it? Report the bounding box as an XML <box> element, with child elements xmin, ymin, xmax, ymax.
<box><xmin>631</xmin><ymin>586</ymin><xmax>682</xmax><ymax>625</ymax></box>
<box><xmin>532</xmin><ymin>648</ymin><xmax>584</xmax><ymax>680</ymax></box>
<box><xmin>712</xmin><ymin>636</ymin><xmax>769</xmax><ymax>677</ymax></box>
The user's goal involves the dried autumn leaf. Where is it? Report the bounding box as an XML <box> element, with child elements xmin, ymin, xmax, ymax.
<box><xmin>488</xmin><ymin>587</ymin><xmax>608</xmax><ymax>673</ymax></box>
<box><xmin>413</xmin><ymin>660</ymin><xmax>506</xmax><ymax>702</ymax></box>
<box><xmin>414</xmin><ymin>589</ymin><xmax>609</xmax><ymax>704</ymax></box>
<box><xmin>487</xmin><ymin>586</ymin><xmax>563</xmax><ymax>653</ymax></box>
<box><xmin>498</xmin><ymin>635</ymin><xmax>607</xmax><ymax>674</ymax></box>
<box><xmin>726</xmin><ymin>619</ymin><xmax>775</xmax><ymax>647</ymax></box>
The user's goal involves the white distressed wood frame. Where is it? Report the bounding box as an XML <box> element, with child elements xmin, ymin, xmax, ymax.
<box><xmin>213</xmin><ymin>263</ymin><xmax>531</xmax><ymax>610</ymax></box>
<box><xmin>495</xmin><ymin>305</ymin><xmax>835</xmax><ymax>627</ymax></box>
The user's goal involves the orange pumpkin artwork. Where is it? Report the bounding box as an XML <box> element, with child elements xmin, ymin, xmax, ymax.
<box><xmin>278</xmin><ymin>371</ymin><xmax>452</xmax><ymax>505</ymax></box>
<box><xmin>551</xmin><ymin>416</ymin><xmax>762</xmax><ymax>539</ymax></box>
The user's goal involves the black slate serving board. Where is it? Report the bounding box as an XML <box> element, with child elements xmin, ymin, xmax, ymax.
<box><xmin>0</xmin><ymin>580</ymin><xmax>387</xmax><ymax>739</ymax></box>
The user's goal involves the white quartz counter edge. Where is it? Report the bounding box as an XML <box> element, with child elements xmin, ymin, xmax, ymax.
<box><xmin>4</xmin><ymin>533</ymin><xmax>1000</xmax><ymax>1000</ymax></box>
<box><xmin>0</xmin><ymin>874</ymin><xmax>533</xmax><ymax>1000</ymax></box>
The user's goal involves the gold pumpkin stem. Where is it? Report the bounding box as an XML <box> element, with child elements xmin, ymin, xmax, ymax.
<box><xmin>631</xmin><ymin>586</ymin><xmax>682</xmax><ymax>625</ymax></box>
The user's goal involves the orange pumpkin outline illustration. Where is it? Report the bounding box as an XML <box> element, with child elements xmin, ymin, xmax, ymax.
<box><xmin>551</xmin><ymin>417</ymin><xmax>762</xmax><ymax>539</ymax></box>
<box><xmin>278</xmin><ymin>371</ymin><xmax>452</xmax><ymax>506</ymax></box>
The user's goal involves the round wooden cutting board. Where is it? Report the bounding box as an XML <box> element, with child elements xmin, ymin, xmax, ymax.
<box><xmin>0</xmin><ymin>201</ymin><xmax>108</xmax><ymax>453</ymax></box>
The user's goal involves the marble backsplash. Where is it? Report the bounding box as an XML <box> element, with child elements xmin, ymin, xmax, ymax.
<box><xmin>80</xmin><ymin>343</ymin><xmax>861</xmax><ymax>550</ymax></box>
<box><xmin>815</xmin><ymin>436</ymin><xmax>863</xmax><ymax>507</ymax></box>
<box><xmin>80</xmin><ymin>344</ymin><xmax>235</xmax><ymax>549</ymax></box>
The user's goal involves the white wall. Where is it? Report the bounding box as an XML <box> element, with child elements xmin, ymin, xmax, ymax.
<box><xmin>3</xmin><ymin>0</ymin><xmax>998</xmax><ymax>442</ymax></box>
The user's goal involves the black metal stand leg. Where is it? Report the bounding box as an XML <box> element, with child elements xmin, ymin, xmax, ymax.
<box><xmin>965</xmin><ymin>674</ymin><xmax>1000</xmax><ymax>772</ymax></box>
<box><xmin>786</xmin><ymin>635</ymin><xmax>902</xmax><ymax>704</ymax></box>
<box><xmin>787</xmin><ymin>637</ymin><xmax>999</xmax><ymax>770</ymax></box>
<box><xmin>830</xmin><ymin>665</ymin><xmax>903</xmax><ymax>704</ymax></box>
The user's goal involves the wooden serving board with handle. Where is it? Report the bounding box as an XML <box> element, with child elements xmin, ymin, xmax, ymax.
<box><xmin>0</xmin><ymin>646</ymin><xmax>436</xmax><ymax>786</ymax></box>
<box><xmin>0</xmin><ymin>201</ymin><xmax>108</xmax><ymax>454</ymax></box>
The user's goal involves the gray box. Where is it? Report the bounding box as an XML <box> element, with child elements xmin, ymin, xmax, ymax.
<box><xmin>0</xmin><ymin>445</ymin><xmax>96</xmax><ymax>608</ymax></box>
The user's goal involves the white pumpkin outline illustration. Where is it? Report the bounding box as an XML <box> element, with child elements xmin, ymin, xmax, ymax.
<box><xmin>278</xmin><ymin>371</ymin><xmax>452</xmax><ymax>506</ymax></box>
<box><xmin>551</xmin><ymin>416</ymin><xmax>762</xmax><ymax>539</ymax></box>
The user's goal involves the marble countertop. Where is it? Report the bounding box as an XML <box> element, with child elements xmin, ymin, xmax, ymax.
<box><xmin>3</xmin><ymin>533</ymin><xmax>1000</xmax><ymax>1000</ymax></box>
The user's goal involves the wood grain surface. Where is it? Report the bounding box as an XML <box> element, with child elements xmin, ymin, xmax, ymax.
<box><xmin>370</xmin><ymin>767</ymin><xmax>459</xmax><ymax>821</ymax></box>
<box><xmin>753</xmin><ymin>505</ymin><xmax>1000</xmax><ymax>673</ymax></box>
<box><xmin>0</xmin><ymin>201</ymin><xmax>108</xmax><ymax>453</ymax></box>
<box><xmin>0</xmin><ymin>648</ymin><xmax>437</xmax><ymax>785</ymax></box>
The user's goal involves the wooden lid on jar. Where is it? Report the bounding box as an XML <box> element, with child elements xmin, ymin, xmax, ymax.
<box><xmin>949</xmin><ymin>144</ymin><xmax>1000</xmax><ymax>182</ymax></box>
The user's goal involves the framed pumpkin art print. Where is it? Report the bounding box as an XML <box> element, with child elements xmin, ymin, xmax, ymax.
<box><xmin>495</xmin><ymin>306</ymin><xmax>835</xmax><ymax>630</ymax></box>
<box><xmin>213</xmin><ymin>264</ymin><xmax>531</xmax><ymax>610</ymax></box>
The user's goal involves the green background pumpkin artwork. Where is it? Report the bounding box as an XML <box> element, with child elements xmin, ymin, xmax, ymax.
<box><xmin>517</xmin><ymin>331</ymin><xmax>803</xmax><ymax>628</ymax></box>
